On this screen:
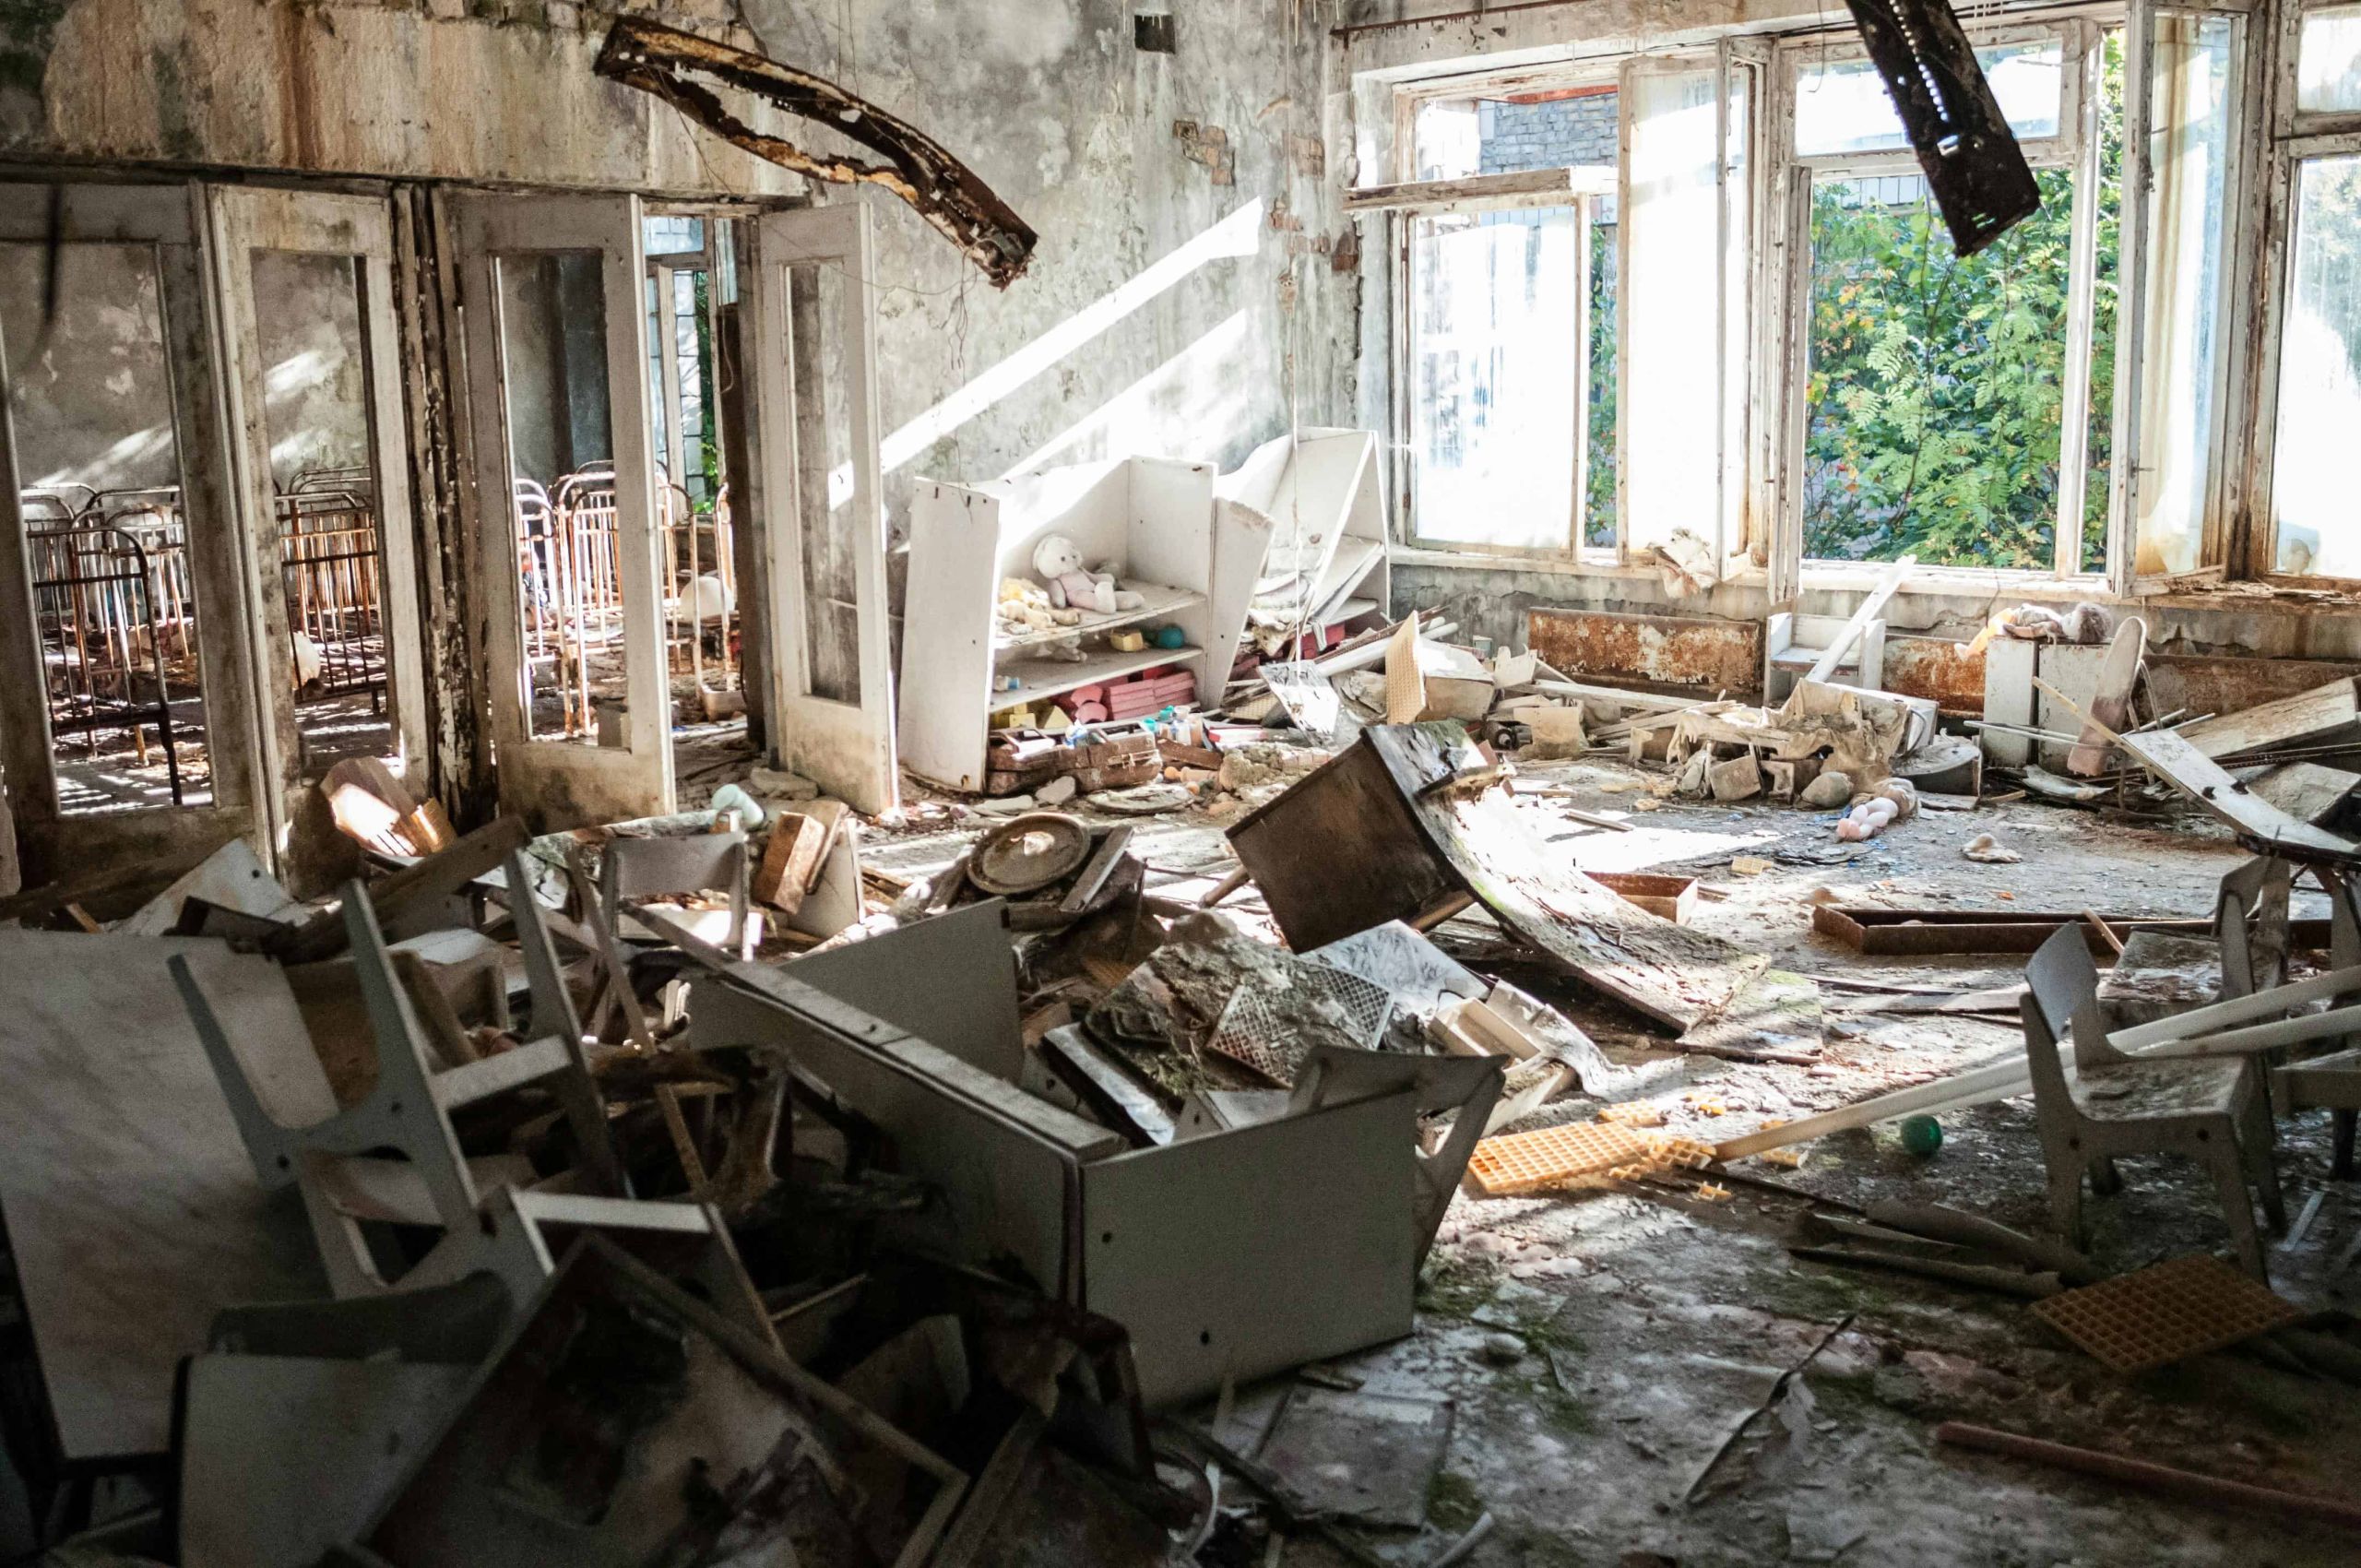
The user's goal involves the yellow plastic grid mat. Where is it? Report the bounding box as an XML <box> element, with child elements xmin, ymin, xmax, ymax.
<box><xmin>1466</xmin><ymin>1122</ymin><xmax>1660</xmax><ymax>1196</ymax></box>
<box><xmin>2031</xmin><ymin>1254</ymin><xmax>2299</xmax><ymax>1372</ymax></box>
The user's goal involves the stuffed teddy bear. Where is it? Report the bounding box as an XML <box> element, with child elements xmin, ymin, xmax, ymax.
<box><xmin>1032</xmin><ymin>534</ymin><xmax>1142</xmax><ymax>614</ymax></box>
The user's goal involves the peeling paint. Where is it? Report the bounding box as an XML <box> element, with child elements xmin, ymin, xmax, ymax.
<box><xmin>1528</xmin><ymin>608</ymin><xmax>1762</xmax><ymax>695</ymax></box>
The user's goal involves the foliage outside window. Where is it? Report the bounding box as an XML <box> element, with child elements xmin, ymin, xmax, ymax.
<box><xmin>1802</xmin><ymin>37</ymin><xmax>2119</xmax><ymax>573</ymax></box>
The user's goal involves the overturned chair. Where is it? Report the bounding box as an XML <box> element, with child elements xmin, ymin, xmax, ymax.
<box><xmin>171</xmin><ymin>853</ymin><xmax>771</xmax><ymax>1340</ymax></box>
<box><xmin>2022</xmin><ymin>923</ymin><xmax>2285</xmax><ymax>1277</ymax></box>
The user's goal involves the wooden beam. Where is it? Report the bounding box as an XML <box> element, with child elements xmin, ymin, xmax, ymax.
<box><xmin>1802</xmin><ymin>555</ymin><xmax>1914</xmax><ymax>686</ymax></box>
<box><xmin>1344</xmin><ymin>164</ymin><xmax>1617</xmax><ymax>215</ymax></box>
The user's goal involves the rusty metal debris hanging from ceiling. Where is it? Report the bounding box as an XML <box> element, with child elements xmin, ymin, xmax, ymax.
<box><xmin>596</xmin><ymin>18</ymin><xmax>1039</xmax><ymax>288</ymax></box>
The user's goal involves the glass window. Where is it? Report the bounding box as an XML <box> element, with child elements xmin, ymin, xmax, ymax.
<box><xmin>2271</xmin><ymin>155</ymin><xmax>2361</xmax><ymax>576</ymax></box>
<box><xmin>1803</xmin><ymin>167</ymin><xmax>2085</xmax><ymax>568</ymax></box>
<box><xmin>2298</xmin><ymin>5</ymin><xmax>2361</xmax><ymax>115</ymax></box>
<box><xmin>1413</xmin><ymin>83</ymin><xmax>1621</xmax><ymax>181</ymax></box>
<box><xmin>1407</xmin><ymin>206</ymin><xmax>1584</xmax><ymax>549</ymax></box>
<box><xmin>2121</xmin><ymin>17</ymin><xmax>2235</xmax><ymax>578</ymax></box>
<box><xmin>1796</xmin><ymin>41</ymin><xmax>2064</xmax><ymax>159</ymax></box>
<box><xmin>1623</xmin><ymin>67</ymin><xmax>1725</xmax><ymax>555</ymax></box>
<box><xmin>0</xmin><ymin>241</ymin><xmax>217</xmax><ymax>814</ymax></box>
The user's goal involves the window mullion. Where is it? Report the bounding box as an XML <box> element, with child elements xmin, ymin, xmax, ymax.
<box><xmin>2056</xmin><ymin>19</ymin><xmax>2106</xmax><ymax>579</ymax></box>
<box><xmin>1573</xmin><ymin>195</ymin><xmax>1594</xmax><ymax>555</ymax></box>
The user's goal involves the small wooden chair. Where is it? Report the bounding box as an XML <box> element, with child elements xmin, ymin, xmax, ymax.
<box><xmin>2022</xmin><ymin>923</ymin><xmax>2285</xmax><ymax>1278</ymax></box>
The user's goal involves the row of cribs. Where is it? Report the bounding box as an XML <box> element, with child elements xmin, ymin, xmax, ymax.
<box><xmin>509</xmin><ymin>467</ymin><xmax>739</xmax><ymax>742</ymax></box>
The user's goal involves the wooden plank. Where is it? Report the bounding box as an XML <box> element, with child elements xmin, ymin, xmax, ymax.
<box><xmin>2178</xmin><ymin>676</ymin><xmax>2359</xmax><ymax>761</ymax></box>
<box><xmin>0</xmin><ymin>933</ymin><xmax>326</xmax><ymax>1459</ymax></box>
<box><xmin>1809</xmin><ymin>903</ymin><xmax>2336</xmax><ymax>956</ymax></box>
<box><xmin>2249</xmin><ymin>763</ymin><xmax>2360</xmax><ymax>827</ymax></box>
<box><xmin>2111</xmin><ymin>723</ymin><xmax>2358</xmax><ymax>856</ymax></box>
<box><xmin>1803</xmin><ymin>556</ymin><xmax>1915</xmax><ymax>686</ymax></box>
<box><xmin>267</xmin><ymin>816</ymin><xmax>529</xmax><ymax>964</ymax></box>
<box><xmin>1342</xmin><ymin>164</ymin><xmax>1614</xmax><ymax>214</ymax></box>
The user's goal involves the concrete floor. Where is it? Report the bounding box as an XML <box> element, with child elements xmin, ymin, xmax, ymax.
<box><xmin>869</xmin><ymin>753</ymin><xmax>2361</xmax><ymax>1567</ymax></box>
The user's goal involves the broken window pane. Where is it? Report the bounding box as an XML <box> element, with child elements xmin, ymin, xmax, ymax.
<box><xmin>2298</xmin><ymin>5</ymin><xmax>2361</xmax><ymax>114</ymax></box>
<box><xmin>1795</xmin><ymin>41</ymin><xmax>2063</xmax><ymax>159</ymax></box>
<box><xmin>250</xmin><ymin>248</ymin><xmax>396</xmax><ymax>778</ymax></box>
<box><xmin>1407</xmin><ymin>206</ymin><xmax>1582</xmax><ymax>551</ymax></box>
<box><xmin>0</xmin><ymin>240</ymin><xmax>215</xmax><ymax>814</ymax></box>
<box><xmin>1802</xmin><ymin>167</ymin><xmax>2080</xmax><ymax>569</ymax></box>
<box><xmin>2271</xmin><ymin>154</ymin><xmax>2361</xmax><ymax>576</ymax></box>
<box><xmin>788</xmin><ymin>259</ymin><xmax>860</xmax><ymax>705</ymax></box>
<box><xmin>494</xmin><ymin>251</ymin><xmax>631</xmax><ymax>744</ymax></box>
<box><xmin>1412</xmin><ymin>83</ymin><xmax>1619</xmax><ymax>181</ymax></box>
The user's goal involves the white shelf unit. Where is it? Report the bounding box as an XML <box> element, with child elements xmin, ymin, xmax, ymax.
<box><xmin>902</xmin><ymin>456</ymin><xmax>1262</xmax><ymax>791</ymax></box>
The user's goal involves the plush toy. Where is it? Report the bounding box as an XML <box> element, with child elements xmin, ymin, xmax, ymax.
<box><xmin>1032</xmin><ymin>534</ymin><xmax>1143</xmax><ymax>614</ymax></box>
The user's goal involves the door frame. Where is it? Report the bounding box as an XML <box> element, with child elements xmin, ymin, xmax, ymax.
<box><xmin>451</xmin><ymin>189</ymin><xmax>672</xmax><ymax>829</ymax></box>
<box><xmin>0</xmin><ymin>180</ymin><xmax>269</xmax><ymax>883</ymax></box>
<box><xmin>208</xmin><ymin>185</ymin><xmax>429</xmax><ymax>874</ymax></box>
<box><xmin>744</xmin><ymin>199</ymin><xmax>896</xmax><ymax>814</ymax></box>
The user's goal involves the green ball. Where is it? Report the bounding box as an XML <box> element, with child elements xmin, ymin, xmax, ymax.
<box><xmin>1900</xmin><ymin>1115</ymin><xmax>1943</xmax><ymax>1156</ymax></box>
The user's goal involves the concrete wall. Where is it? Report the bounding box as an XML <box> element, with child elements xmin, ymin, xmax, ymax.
<box><xmin>249</xmin><ymin>250</ymin><xmax>369</xmax><ymax>489</ymax></box>
<box><xmin>0</xmin><ymin>238</ymin><xmax>182</xmax><ymax>494</ymax></box>
<box><xmin>0</xmin><ymin>0</ymin><xmax>804</xmax><ymax>196</ymax></box>
<box><xmin>735</xmin><ymin>0</ymin><xmax>1358</xmax><ymax>543</ymax></box>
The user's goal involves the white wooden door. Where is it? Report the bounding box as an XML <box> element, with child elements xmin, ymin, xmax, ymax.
<box><xmin>0</xmin><ymin>181</ymin><xmax>271</xmax><ymax>885</ymax></box>
<box><xmin>208</xmin><ymin>186</ymin><xmax>426</xmax><ymax>881</ymax></box>
<box><xmin>745</xmin><ymin>201</ymin><xmax>897</xmax><ymax>814</ymax></box>
<box><xmin>451</xmin><ymin>192</ymin><xmax>671</xmax><ymax>829</ymax></box>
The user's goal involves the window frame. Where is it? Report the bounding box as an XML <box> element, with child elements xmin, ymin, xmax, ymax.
<box><xmin>1774</xmin><ymin>18</ymin><xmax>2110</xmax><ymax>587</ymax></box>
<box><xmin>1386</xmin><ymin>60</ymin><xmax>1627</xmax><ymax>563</ymax></box>
<box><xmin>2250</xmin><ymin>1</ymin><xmax>2361</xmax><ymax>586</ymax></box>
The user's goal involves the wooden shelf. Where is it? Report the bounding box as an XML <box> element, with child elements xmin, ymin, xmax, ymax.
<box><xmin>996</xmin><ymin>644</ymin><xmax>1205</xmax><ymax>705</ymax></box>
<box><xmin>993</xmin><ymin>581</ymin><xmax>1204</xmax><ymax>653</ymax></box>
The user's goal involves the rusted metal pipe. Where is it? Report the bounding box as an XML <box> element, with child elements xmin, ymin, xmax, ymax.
<box><xmin>1936</xmin><ymin>1421</ymin><xmax>2361</xmax><ymax>1530</ymax></box>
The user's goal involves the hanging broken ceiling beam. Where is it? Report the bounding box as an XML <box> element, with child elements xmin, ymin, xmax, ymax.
<box><xmin>1840</xmin><ymin>0</ymin><xmax>2042</xmax><ymax>255</ymax></box>
<box><xmin>596</xmin><ymin>18</ymin><xmax>1038</xmax><ymax>288</ymax></box>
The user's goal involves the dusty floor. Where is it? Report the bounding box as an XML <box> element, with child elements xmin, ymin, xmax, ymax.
<box><xmin>868</xmin><ymin>754</ymin><xmax>2361</xmax><ymax>1567</ymax></box>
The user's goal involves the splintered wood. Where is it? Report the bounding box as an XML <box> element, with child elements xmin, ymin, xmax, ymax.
<box><xmin>2031</xmin><ymin>1255</ymin><xmax>2298</xmax><ymax>1372</ymax></box>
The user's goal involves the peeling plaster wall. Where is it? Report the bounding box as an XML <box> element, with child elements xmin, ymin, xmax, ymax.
<box><xmin>0</xmin><ymin>0</ymin><xmax>804</xmax><ymax>196</ymax></box>
<box><xmin>735</xmin><ymin>0</ymin><xmax>1358</xmax><ymax>541</ymax></box>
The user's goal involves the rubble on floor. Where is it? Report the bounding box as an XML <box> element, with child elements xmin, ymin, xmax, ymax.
<box><xmin>8</xmin><ymin>608</ymin><xmax>2361</xmax><ymax>1565</ymax></box>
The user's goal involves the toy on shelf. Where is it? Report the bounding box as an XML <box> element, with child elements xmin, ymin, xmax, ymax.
<box><xmin>1033</xmin><ymin>535</ymin><xmax>1145</xmax><ymax>615</ymax></box>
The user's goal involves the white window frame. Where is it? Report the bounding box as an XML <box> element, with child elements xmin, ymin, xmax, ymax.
<box><xmin>1383</xmin><ymin>61</ymin><xmax>1628</xmax><ymax>564</ymax></box>
<box><xmin>2248</xmin><ymin>0</ymin><xmax>2361</xmax><ymax>585</ymax></box>
<box><xmin>1773</xmin><ymin>18</ymin><xmax>2107</xmax><ymax>588</ymax></box>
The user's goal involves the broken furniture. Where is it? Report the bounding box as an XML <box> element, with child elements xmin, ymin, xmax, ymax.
<box><xmin>357</xmin><ymin>1236</ymin><xmax>967</xmax><ymax>1567</ymax></box>
<box><xmin>601</xmin><ymin>826</ymin><xmax>753</xmax><ymax>957</ymax></box>
<box><xmin>178</xmin><ymin>1281</ymin><xmax>505</xmax><ymax>1568</ymax></box>
<box><xmin>2276</xmin><ymin>1049</ymin><xmax>2361</xmax><ymax>1178</ymax></box>
<box><xmin>1761</xmin><ymin>556</ymin><xmax>1912</xmax><ymax>704</ymax></box>
<box><xmin>0</xmin><ymin>931</ymin><xmax>327</xmax><ymax>1467</ymax></box>
<box><xmin>2020</xmin><ymin>924</ymin><xmax>2284</xmax><ymax>1278</ymax></box>
<box><xmin>1228</xmin><ymin>722</ymin><xmax>1788</xmax><ymax>1039</ymax></box>
<box><xmin>685</xmin><ymin>909</ymin><xmax>1489</xmax><ymax>1408</ymax></box>
<box><xmin>173</xmin><ymin>855</ymin><xmax>631</xmax><ymax>1301</ymax></box>
<box><xmin>1215</xmin><ymin>427</ymin><xmax>1390</xmax><ymax>646</ymax></box>
<box><xmin>1765</xmin><ymin>611</ymin><xmax>1885</xmax><ymax>704</ymax></box>
<box><xmin>900</xmin><ymin>454</ymin><xmax>1256</xmax><ymax>790</ymax></box>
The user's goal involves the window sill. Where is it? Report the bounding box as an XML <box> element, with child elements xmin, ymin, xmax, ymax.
<box><xmin>1387</xmin><ymin>544</ymin><xmax>2118</xmax><ymax>602</ymax></box>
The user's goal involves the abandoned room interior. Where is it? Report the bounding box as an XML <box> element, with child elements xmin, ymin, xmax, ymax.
<box><xmin>10</xmin><ymin>0</ymin><xmax>2361</xmax><ymax>1563</ymax></box>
